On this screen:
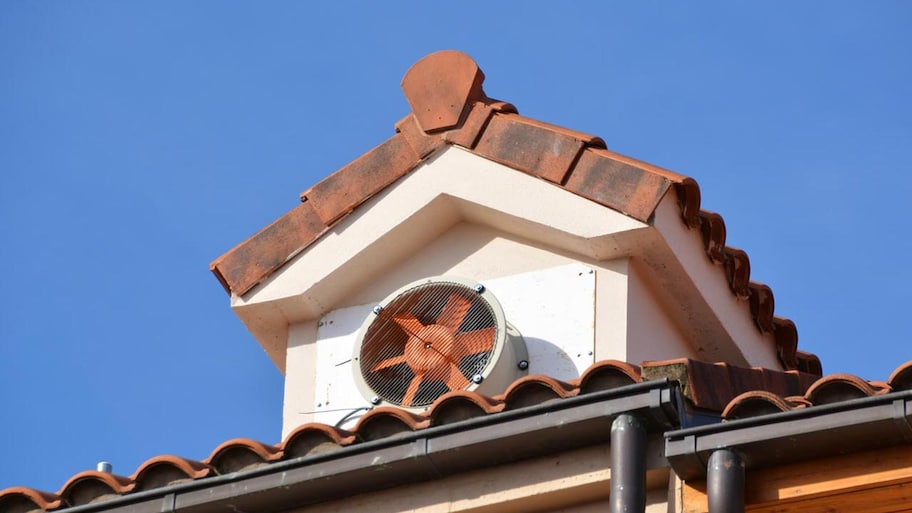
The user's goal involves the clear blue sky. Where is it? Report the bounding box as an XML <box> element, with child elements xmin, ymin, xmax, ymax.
<box><xmin>2</xmin><ymin>2</ymin><xmax>910</xmax><ymax>492</ymax></box>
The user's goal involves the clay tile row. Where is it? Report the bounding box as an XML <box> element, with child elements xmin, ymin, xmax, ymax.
<box><xmin>6</xmin><ymin>359</ymin><xmax>910</xmax><ymax>512</ymax></box>
<box><xmin>722</xmin><ymin>359</ymin><xmax>912</xmax><ymax>420</ymax></box>
<box><xmin>0</xmin><ymin>360</ymin><xmax>645</xmax><ymax>513</ymax></box>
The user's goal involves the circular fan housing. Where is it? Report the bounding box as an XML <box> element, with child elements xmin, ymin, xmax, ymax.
<box><xmin>353</xmin><ymin>277</ymin><xmax>528</xmax><ymax>411</ymax></box>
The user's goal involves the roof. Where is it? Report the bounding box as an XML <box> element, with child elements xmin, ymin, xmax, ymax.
<box><xmin>208</xmin><ymin>50</ymin><xmax>817</xmax><ymax>373</ymax></box>
<box><xmin>4</xmin><ymin>357</ymin><xmax>909</xmax><ymax>513</ymax></box>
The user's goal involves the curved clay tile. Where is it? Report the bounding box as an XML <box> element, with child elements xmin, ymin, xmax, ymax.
<box><xmin>673</xmin><ymin>179</ymin><xmax>702</xmax><ymax>229</ymax></box>
<box><xmin>772</xmin><ymin>317</ymin><xmax>799</xmax><ymax>370</ymax></box>
<box><xmin>57</xmin><ymin>470</ymin><xmax>133</xmax><ymax>508</ymax></box>
<box><xmin>427</xmin><ymin>390</ymin><xmax>505</xmax><ymax>426</ymax></box>
<box><xmin>576</xmin><ymin>360</ymin><xmax>641</xmax><ymax>394</ymax></box>
<box><xmin>795</xmin><ymin>350</ymin><xmax>823</xmax><ymax>376</ymax></box>
<box><xmin>887</xmin><ymin>360</ymin><xmax>912</xmax><ymax>391</ymax></box>
<box><xmin>722</xmin><ymin>247</ymin><xmax>751</xmax><ymax>298</ymax></box>
<box><xmin>500</xmin><ymin>375</ymin><xmax>578</xmax><ymax>410</ymax></box>
<box><xmin>354</xmin><ymin>407</ymin><xmax>430</xmax><ymax>442</ymax></box>
<box><xmin>748</xmin><ymin>282</ymin><xmax>775</xmax><ymax>333</ymax></box>
<box><xmin>130</xmin><ymin>455</ymin><xmax>212</xmax><ymax>493</ymax></box>
<box><xmin>805</xmin><ymin>374</ymin><xmax>889</xmax><ymax>405</ymax></box>
<box><xmin>205</xmin><ymin>438</ymin><xmax>282</xmax><ymax>474</ymax></box>
<box><xmin>281</xmin><ymin>423</ymin><xmax>356</xmax><ymax>459</ymax></box>
<box><xmin>722</xmin><ymin>391</ymin><xmax>794</xmax><ymax>420</ymax></box>
<box><xmin>0</xmin><ymin>486</ymin><xmax>63</xmax><ymax>513</ymax></box>
<box><xmin>698</xmin><ymin>211</ymin><xmax>726</xmax><ymax>263</ymax></box>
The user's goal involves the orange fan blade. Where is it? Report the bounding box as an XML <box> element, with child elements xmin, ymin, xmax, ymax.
<box><xmin>402</xmin><ymin>371</ymin><xmax>425</xmax><ymax>407</ymax></box>
<box><xmin>453</xmin><ymin>327</ymin><xmax>495</xmax><ymax>360</ymax></box>
<box><xmin>437</xmin><ymin>294</ymin><xmax>471</xmax><ymax>333</ymax></box>
<box><xmin>370</xmin><ymin>354</ymin><xmax>408</xmax><ymax>372</ymax></box>
<box><xmin>445</xmin><ymin>363</ymin><xmax>470</xmax><ymax>391</ymax></box>
<box><xmin>393</xmin><ymin>311</ymin><xmax>425</xmax><ymax>337</ymax></box>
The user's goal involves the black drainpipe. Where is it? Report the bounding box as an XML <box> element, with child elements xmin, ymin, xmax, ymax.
<box><xmin>609</xmin><ymin>413</ymin><xmax>646</xmax><ymax>513</ymax></box>
<box><xmin>707</xmin><ymin>449</ymin><xmax>744</xmax><ymax>513</ymax></box>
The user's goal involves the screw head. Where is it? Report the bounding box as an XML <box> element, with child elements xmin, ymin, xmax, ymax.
<box><xmin>372</xmin><ymin>305</ymin><xmax>383</xmax><ymax>315</ymax></box>
<box><xmin>370</xmin><ymin>396</ymin><xmax>381</xmax><ymax>405</ymax></box>
<box><xmin>471</xmin><ymin>374</ymin><xmax>484</xmax><ymax>384</ymax></box>
<box><xmin>517</xmin><ymin>360</ymin><xmax>529</xmax><ymax>370</ymax></box>
<box><xmin>473</xmin><ymin>284</ymin><xmax>485</xmax><ymax>294</ymax></box>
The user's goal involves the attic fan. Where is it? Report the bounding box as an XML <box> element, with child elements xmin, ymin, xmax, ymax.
<box><xmin>352</xmin><ymin>277</ymin><xmax>528</xmax><ymax>410</ymax></box>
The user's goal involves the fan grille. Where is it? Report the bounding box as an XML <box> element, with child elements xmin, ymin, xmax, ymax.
<box><xmin>359</xmin><ymin>282</ymin><xmax>498</xmax><ymax>407</ymax></box>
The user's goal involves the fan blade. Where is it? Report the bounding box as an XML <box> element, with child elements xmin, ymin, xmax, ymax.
<box><xmin>402</xmin><ymin>371</ymin><xmax>425</xmax><ymax>407</ymax></box>
<box><xmin>445</xmin><ymin>363</ymin><xmax>471</xmax><ymax>391</ymax></box>
<box><xmin>436</xmin><ymin>294</ymin><xmax>471</xmax><ymax>333</ymax></box>
<box><xmin>370</xmin><ymin>354</ymin><xmax>407</xmax><ymax>372</ymax></box>
<box><xmin>453</xmin><ymin>327</ymin><xmax>495</xmax><ymax>360</ymax></box>
<box><xmin>393</xmin><ymin>311</ymin><xmax>424</xmax><ymax>337</ymax></box>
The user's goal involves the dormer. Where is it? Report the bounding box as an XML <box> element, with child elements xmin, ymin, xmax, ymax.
<box><xmin>210</xmin><ymin>51</ymin><xmax>819</xmax><ymax>437</ymax></box>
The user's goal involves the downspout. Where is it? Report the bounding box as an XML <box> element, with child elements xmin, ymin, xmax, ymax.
<box><xmin>609</xmin><ymin>413</ymin><xmax>646</xmax><ymax>513</ymax></box>
<box><xmin>707</xmin><ymin>449</ymin><xmax>744</xmax><ymax>513</ymax></box>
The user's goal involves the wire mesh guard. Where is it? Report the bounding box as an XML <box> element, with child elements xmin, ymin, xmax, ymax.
<box><xmin>359</xmin><ymin>282</ymin><xmax>498</xmax><ymax>407</ymax></box>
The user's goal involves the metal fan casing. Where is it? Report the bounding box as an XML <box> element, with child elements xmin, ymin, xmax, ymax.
<box><xmin>352</xmin><ymin>277</ymin><xmax>528</xmax><ymax>411</ymax></box>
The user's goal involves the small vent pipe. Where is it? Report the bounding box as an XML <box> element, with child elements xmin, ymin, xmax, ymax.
<box><xmin>96</xmin><ymin>461</ymin><xmax>113</xmax><ymax>473</ymax></box>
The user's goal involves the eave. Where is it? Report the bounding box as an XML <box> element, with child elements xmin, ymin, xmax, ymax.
<box><xmin>42</xmin><ymin>379</ymin><xmax>680</xmax><ymax>513</ymax></box>
<box><xmin>665</xmin><ymin>388</ymin><xmax>912</xmax><ymax>480</ymax></box>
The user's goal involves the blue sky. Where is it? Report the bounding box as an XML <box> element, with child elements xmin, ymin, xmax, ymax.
<box><xmin>2</xmin><ymin>2</ymin><xmax>911</xmax><ymax>492</ymax></box>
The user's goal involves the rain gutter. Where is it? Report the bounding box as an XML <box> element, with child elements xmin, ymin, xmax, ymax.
<box><xmin>64</xmin><ymin>379</ymin><xmax>681</xmax><ymax>513</ymax></box>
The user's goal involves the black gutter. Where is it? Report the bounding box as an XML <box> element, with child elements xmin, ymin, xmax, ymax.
<box><xmin>62</xmin><ymin>379</ymin><xmax>681</xmax><ymax>513</ymax></box>
<box><xmin>666</xmin><ymin>389</ymin><xmax>912</xmax><ymax>480</ymax></box>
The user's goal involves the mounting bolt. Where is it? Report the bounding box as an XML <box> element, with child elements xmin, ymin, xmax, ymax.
<box><xmin>370</xmin><ymin>396</ymin><xmax>381</xmax><ymax>405</ymax></box>
<box><xmin>471</xmin><ymin>374</ymin><xmax>484</xmax><ymax>384</ymax></box>
<box><xmin>473</xmin><ymin>284</ymin><xmax>485</xmax><ymax>294</ymax></box>
<box><xmin>372</xmin><ymin>305</ymin><xmax>383</xmax><ymax>315</ymax></box>
<box><xmin>517</xmin><ymin>360</ymin><xmax>529</xmax><ymax>370</ymax></box>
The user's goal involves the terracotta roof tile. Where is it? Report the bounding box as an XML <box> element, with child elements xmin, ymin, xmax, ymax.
<box><xmin>575</xmin><ymin>359</ymin><xmax>642</xmax><ymax>393</ymax></box>
<box><xmin>888</xmin><ymin>360</ymin><xmax>912</xmax><ymax>391</ymax></box>
<box><xmin>400</xmin><ymin>49</ymin><xmax>486</xmax><ymax>133</ymax></box>
<box><xmin>564</xmin><ymin>147</ymin><xmax>674</xmax><ymax>221</ymax></box>
<box><xmin>474</xmin><ymin>113</ymin><xmax>592</xmax><ymax>185</ymax></box>
<box><xmin>301</xmin><ymin>132</ymin><xmax>419</xmax><ymax>225</ymax></box>
<box><xmin>804</xmin><ymin>374</ymin><xmax>890</xmax><ymax>405</ymax></box>
<box><xmin>722</xmin><ymin>390</ymin><xmax>797</xmax><ymax>419</ymax></box>
<box><xmin>280</xmin><ymin>423</ymin><xmax>356</xmax><ymax>459</ymax></box>
<box><xmin>499</xmin><ymin>374</ymin><xmax>579</xmax><ymax>410</ymax></box>
<box><xmin>204</xmin><ymin>438</ymin><xmax>283</xmax><ymax>474</ymax></box>
<box><xmin>210</xmin><ymin>201</ymin><xmax>328</xmax><ymax>295</ymax></box>
<box><xmin>747</xmin><ymin>282</ymin><xmax>775</xmax><ymax>333</ymax></box>
<box><xmin>640</xmin><ymin>358</ymin><xmax>817</xmax><ymax>412</ymax></box>
<box><xmin>130</xmin><ymin>456</ymin><xmax>212</xmax><ymax>492</ymax></box>
<box><xmin>427</xmin><ymin>390</ymin><xmax>505</xmax><ymax>426</ymax></box>
<box><xmin>57</xmin><ymin>471</ymin><xmax>133</xmax><ymax>508</ymax></box>
<box><xmin>6</xmin><ymin>358</ymin><xmax>912</xmax><ymax>513</ymax></box>
<box><xmin>718</xmin><ymin>360</ymin><xmax>912</xmax><ymax>420</ymax></box>
<box><xmin>353</xmin><ymin>406</ymin><xmax>431</xmax><ymax>441</ymax></box>
<box><xmin>0</xmin><ymin>487</ymin><xmax>63</xmax><ymax>513</ymax></box>
<box><xmin>210</xmin><ymin>50</ymin><xmax>812</xmax><ymax>371</ymax></box>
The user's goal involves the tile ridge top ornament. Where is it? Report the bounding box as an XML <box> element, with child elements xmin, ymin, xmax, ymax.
<box><xmin>401</xmin><ymin>50</ymin><xmax>487</xmax><ymax>133</ymax></box>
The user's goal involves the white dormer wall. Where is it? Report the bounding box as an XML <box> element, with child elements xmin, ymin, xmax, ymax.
<box><xmin>227</xmin><ymin>146</ymin><xmax>782</xmax><ymax>438</ymax></box>
<box><xmin>281</xmin><ymin>228</ymin><xmax>692</xmax><ymax>434</ymax></box>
